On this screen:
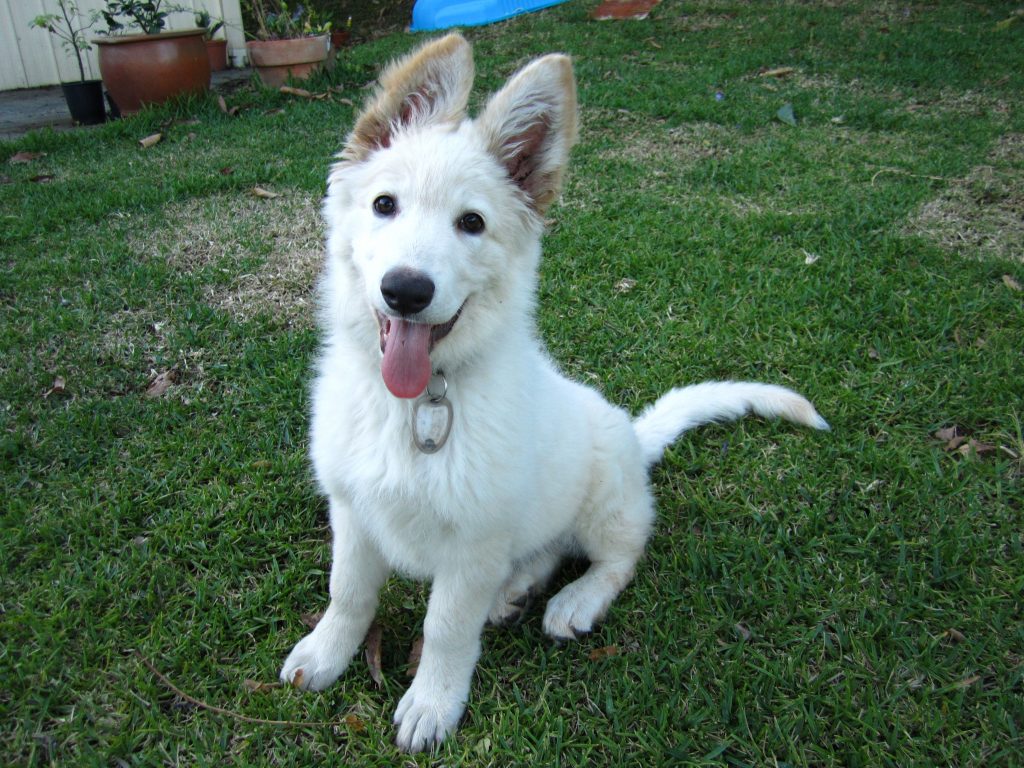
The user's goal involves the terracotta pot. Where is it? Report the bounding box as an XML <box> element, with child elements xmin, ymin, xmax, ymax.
<box><xmin>206</xmin><ymin>38</ymin><xmax>228</xmax><ymax>72</ymax></box>
<box><xmin>94</xmin><ymin>29</ymin><xmax>210</xmax><ymax>115</ymax></box>
<box><xmin>246</xmin><ymin>35</ymin><xmax>329</xmax><ymax>88</ymax></box>
<box><xmin>325</xmin><ymin>29</ymin><xmax>350</xmax><ymax>70</ymax></box>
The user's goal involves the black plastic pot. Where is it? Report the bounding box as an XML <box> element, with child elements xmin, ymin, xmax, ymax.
<box><xmin>60</xmin><ymin>80</ymin><xmax>107</xmax><ymax>125</ymax></box>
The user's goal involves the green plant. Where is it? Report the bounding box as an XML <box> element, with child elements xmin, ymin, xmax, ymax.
<box><xmin>100</xmin><ymin>0</ymin><xmax>182</xmax><ymax>35</ymax></box>
<box><xmin>195</xmin><ymin>9</ymin><xmax>225</xmax><ymax>40</ymax></box>
<box><xmin>29</xmin><ymin>0</ymin><xmax>98</xmax><ymax>82</ymax></box>
<box><xmin>245</xmin><ymin>0</ymin><xmax>331</xmax><ymax>41</ymax></box>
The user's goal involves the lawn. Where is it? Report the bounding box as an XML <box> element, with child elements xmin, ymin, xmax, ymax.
<box><xmin>2</xmin><ymin>1</ymin><xmax>1022</xmax><ymax>766</ymax></box>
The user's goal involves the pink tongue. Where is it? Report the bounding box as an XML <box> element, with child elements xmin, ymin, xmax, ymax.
<box><xmin>381</xmin><ymin>319</ymin><xmax>432</xmax><ymax>398</ymax></box>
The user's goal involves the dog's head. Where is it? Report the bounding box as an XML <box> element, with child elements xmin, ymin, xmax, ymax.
<box><xmin>323</xmin><ymin>34</ymin><xmax>578</xmax><ymax>398</ymax></box>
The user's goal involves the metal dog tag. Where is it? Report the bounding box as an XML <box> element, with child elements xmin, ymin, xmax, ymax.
<box><xmin>412</xmin><ymin>373</ymin><xmax>452</xmax><ymax>454</ymax></box>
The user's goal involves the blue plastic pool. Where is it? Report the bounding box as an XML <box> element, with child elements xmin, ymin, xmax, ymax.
<box><xmin>410</xmin><ymin>0</ymin><xmax>570</xmax><ymax>31</ymax></box>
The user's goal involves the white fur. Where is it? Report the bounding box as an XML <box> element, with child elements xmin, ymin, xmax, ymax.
<box><xmin>279</xmin><ymin>34</ymin><xmax>828</xmax><ymax>753</ymax></box>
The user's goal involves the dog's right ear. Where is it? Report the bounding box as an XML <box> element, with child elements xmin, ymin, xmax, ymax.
<box><xmin>341</xmin><ymin>33</ymin><xmax>474</xmax><ymax>163</ymax></box>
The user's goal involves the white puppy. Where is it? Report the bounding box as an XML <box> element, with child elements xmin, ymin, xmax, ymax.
<box><xmin>280</xmin><ymin>34</ymin><xmax>829</xmax><ymax>752</ymax></box>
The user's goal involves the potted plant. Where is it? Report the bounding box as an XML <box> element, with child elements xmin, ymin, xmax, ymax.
<box><xmin>93</xmin><ymin>1</ymin><xmax>210</xmax><ymax>115</ymax></box>
<box><xmin>244</xmin><ymin>1</ymin><xmax>331</xmax><ymax>88</ymax></box>
<box><xmin>195</xmin><ymin>10</ymin><xmax>228</xmax><ymax>72</ymax></box>
<box><xmin>325</xmin><ymin>14</ymin><xmax>351</xmax><ymax>70</ymax></box>
<box><xmin>30</xmin><ymin>1</ymin><xmax>106</xmax><ymax>125</ymax></box>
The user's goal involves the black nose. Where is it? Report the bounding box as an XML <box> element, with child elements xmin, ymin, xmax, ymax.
<box><xmin>381</xmin><ymin>268</ymin><xmax>435</xmax><ymax>316</ymax></box>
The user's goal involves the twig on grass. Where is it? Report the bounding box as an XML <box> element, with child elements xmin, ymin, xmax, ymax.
<box><xmin>870</xmin><ymin>167</ymin><xmax>950</xmax><ymax>186</ymax></box>
<box><xmin>134</xmin><ymin>651</ymin><xmax>339</xmax><ymax>729</ymax></box>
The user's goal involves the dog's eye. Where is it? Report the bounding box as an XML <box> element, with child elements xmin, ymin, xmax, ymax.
<box><xmin>373</xmin><ymin>195</ymin><xmax>397</xmax><ymax>216</ymax></box>
<box><xmin>458</xmin><ymin>212</ymin><xmax>485</xmax><ymax>235</ymax></box>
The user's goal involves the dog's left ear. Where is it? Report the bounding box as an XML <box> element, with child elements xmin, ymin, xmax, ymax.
<box><xmin>342</xmin><ymin>33</ymin><xmax>475</xmax><ymax>163</ymax></box>
<box><xmin>477</xmin><ymin>54</ymin><xmax>578</xmax><ymax>214</ymax></box>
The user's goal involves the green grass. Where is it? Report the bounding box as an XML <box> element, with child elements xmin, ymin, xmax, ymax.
<box><xmin>2</xmin><ymin>1</ymin><xmax>1023</xmax><ymax>765</ymax></box>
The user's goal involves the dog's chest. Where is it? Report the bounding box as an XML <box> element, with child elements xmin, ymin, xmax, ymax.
<box><xmin>312</xmin><ymin>383</ymin><xmax>529</xmax><ymax>575</ymax></box>
<box><xmin>354</xmin><ymin>447</ymin><xmax>520</xmax><ymax>576</ymax></box>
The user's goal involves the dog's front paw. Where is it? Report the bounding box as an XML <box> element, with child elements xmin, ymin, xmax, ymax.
<box><xmin>393</xmin><ymin>679</ymin><xmax>466</xmax><ymax>752</ymax></box>
<box><xmin>279</xmin><ymin>625</ymin><xmax>351</xmax><ymax>691</ymax></box>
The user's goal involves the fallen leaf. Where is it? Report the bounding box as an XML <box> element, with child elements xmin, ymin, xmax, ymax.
<box><xmin>760</xmin><ymin>66</ymin><xmax>795</xmax><ymax>78</ymax></box>
<box><xmin>934</xmin><ymin>426</ymin><xmax>970</xmax><ymax>451</ymax></box>
<box><xmin>776</xmin><ymin>103</ymin><xmax>797</xmax><ymax>127</ymax></box>
<box><xmin>9</xmin><ymin>151</ymin><xmax>46</xmax><ymax>164</ymax></box>
<box><xmin>280</xmin><ymin>86</ymin><xmax>315</xmax><ymax>98</ymax></box>
<box><xmin>406</xmin><ymin>636</ymin><xmax>424</xmax><ymax>678</ymax></box>
<box><xmin>473</xmin><ymin>736</ymin><xmax>493</xmax><ymax>756</ymax></box>
<box><xmin>144</xmin><ymin>368</ymin><xmax>177</xmax><ymax>398</ymax></box>
<box><xmin>958</xmin><ymin>439</ymin><xmax>996</xmax><ymax>457</ymax></box>
<box><xmin>343</xmin><ymin>713</ymin><xmax>366</xmax><ymax>732</ymax></box>
<box><xmin>364</xmin><ymin>621</ymin><xmax>383</xmax><ymax>687</ymax></box>
<box><xmin>1002</xmin><ymin>274</ymin><xmax>1022</xmax><ymax>291</ymax></box>
<box><xmin>300</xmin><ymin>611</ymin><xmax>323</xmax><ymax>630</ymax></box>
<box><xmin>954</xmin><ymin>675</ymin><xmax>981</xmax><ymax>689</ymax></box>
<box><xmin>803</xmin><ymin>250</ymin><xmax>819</xmax><ymax>265</ymax></box>
<box><xmin>253</xmin><ymin>186</ymin><xmax>279</xmax><ymax>199</ymax></box>
<box><xmin>43</xmin><ymin>376</ymin><xmax>67</xmax><ymax>398</ymax></box>
<box><xmin>219</xmin><ymin>167</ymin><xmax>234</xmax><ymax>176</ymax></box>
<box><xmin>215</xmin><ymin>96</ymin><xmax>240</xmax><ymax>116</ymax></box>
<box><xmin>734</xmin><ymin>623</ymin><xmax>752</xmax><ymax>641</ymax></box>
<box><xmin>338</xmin><ymin>98</ymin><xmax>354</xmax><ymax>107</ymax></box>
<box><xmin>944</xmin><ymin>628</ymin><xmax>966</xmax><ymax>644</ymax></box>
<box><xmin>588</xmin><ymin>644</ymin><xmax>619</xmax><ymax>661</ymax></box>
<box><xmin>867</xmin><ymin>347</ymin><xmax>880</xmax><ymax>360</ymax></box>
<box><xmin>30</xmin><ymin>174</ymin><xmax>55</xmax><ymax>183</ymax></box>
<box><xmin>614</xmin><ymin>278</ymin><xmax>637</xmax><ymax>293</ymax></box>
<box><xmin>242</xmin><ymin>678</ymin><xmax>281</xmax><ymax>693</ymax></box>
<box><xmin>856</xmin><ymin>478</ymin><xmax>883</xmax><ymax>494</ymax></box>
<box><xmin>138</xmin><ymin>133</ymin><xmax>162</xmax><ymax>149</ymax></box>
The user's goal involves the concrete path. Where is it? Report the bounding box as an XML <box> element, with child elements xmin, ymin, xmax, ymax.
<box><xmin>0</xmin><ymin>69</ymin><xmax>253</xmax><ymax>142</ymax></box>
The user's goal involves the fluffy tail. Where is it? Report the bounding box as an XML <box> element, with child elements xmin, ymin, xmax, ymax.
<box><xmin>633</xmin><ymin>381</ymin><xmax>829</xmax><ymax>467</ymax></box>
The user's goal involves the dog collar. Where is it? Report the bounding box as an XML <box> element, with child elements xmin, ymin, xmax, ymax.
<box><xmin>412</xmin><ymin>371</ymin><xmax>452</xmax><ymax>453</ymax></box>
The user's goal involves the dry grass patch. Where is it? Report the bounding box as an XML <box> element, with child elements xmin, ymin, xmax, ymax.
<box><xmin>903</xmin><ymin>133</ymin><xmax>1024</xmax><ymax>262</ymax></box>
<box><xmin>586</xmin><ymin>108</ymin><xmax>735</xmax><ymax>169</ymax></box>
<box><xmin>903</xmin><ymin>88</ymin><xmax>1014</xmax><ymax>119</ymax></box>
<box><xmin>127</xmin><ymin>191</ymin><xmax>324</xmax><ymax>326</ymax></box>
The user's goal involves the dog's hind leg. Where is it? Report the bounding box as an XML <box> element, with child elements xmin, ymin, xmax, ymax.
<box><xmin>543</xmin><ymin>412</ymin><xmax>655</xmax><ymax>641</ymax></box>
<box><xmin>488</xmin><ymin>544</ymin><xmax>565</xmax><ymax>626</ymax></box>
<box><xmin>541</xmin><ymin>502</ymin><xmax>651</xmax><ymax>640</ymax></box>
<box><xmin>280</xmin><ymin>495</ymin><xmax>389</xmax><ymax>691</ymax></box>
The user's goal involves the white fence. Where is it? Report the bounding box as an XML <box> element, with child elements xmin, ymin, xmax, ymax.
<box><xmin>1</xmin><ymin>0</ymin><xmax>246</xmax><ymax>90</ymax></box>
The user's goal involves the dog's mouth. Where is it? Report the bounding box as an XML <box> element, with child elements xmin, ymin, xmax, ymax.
<box><xmin>376</xmin><ymin>303</ymin><xmax>464</xmax><ymax>399</ymax></box>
